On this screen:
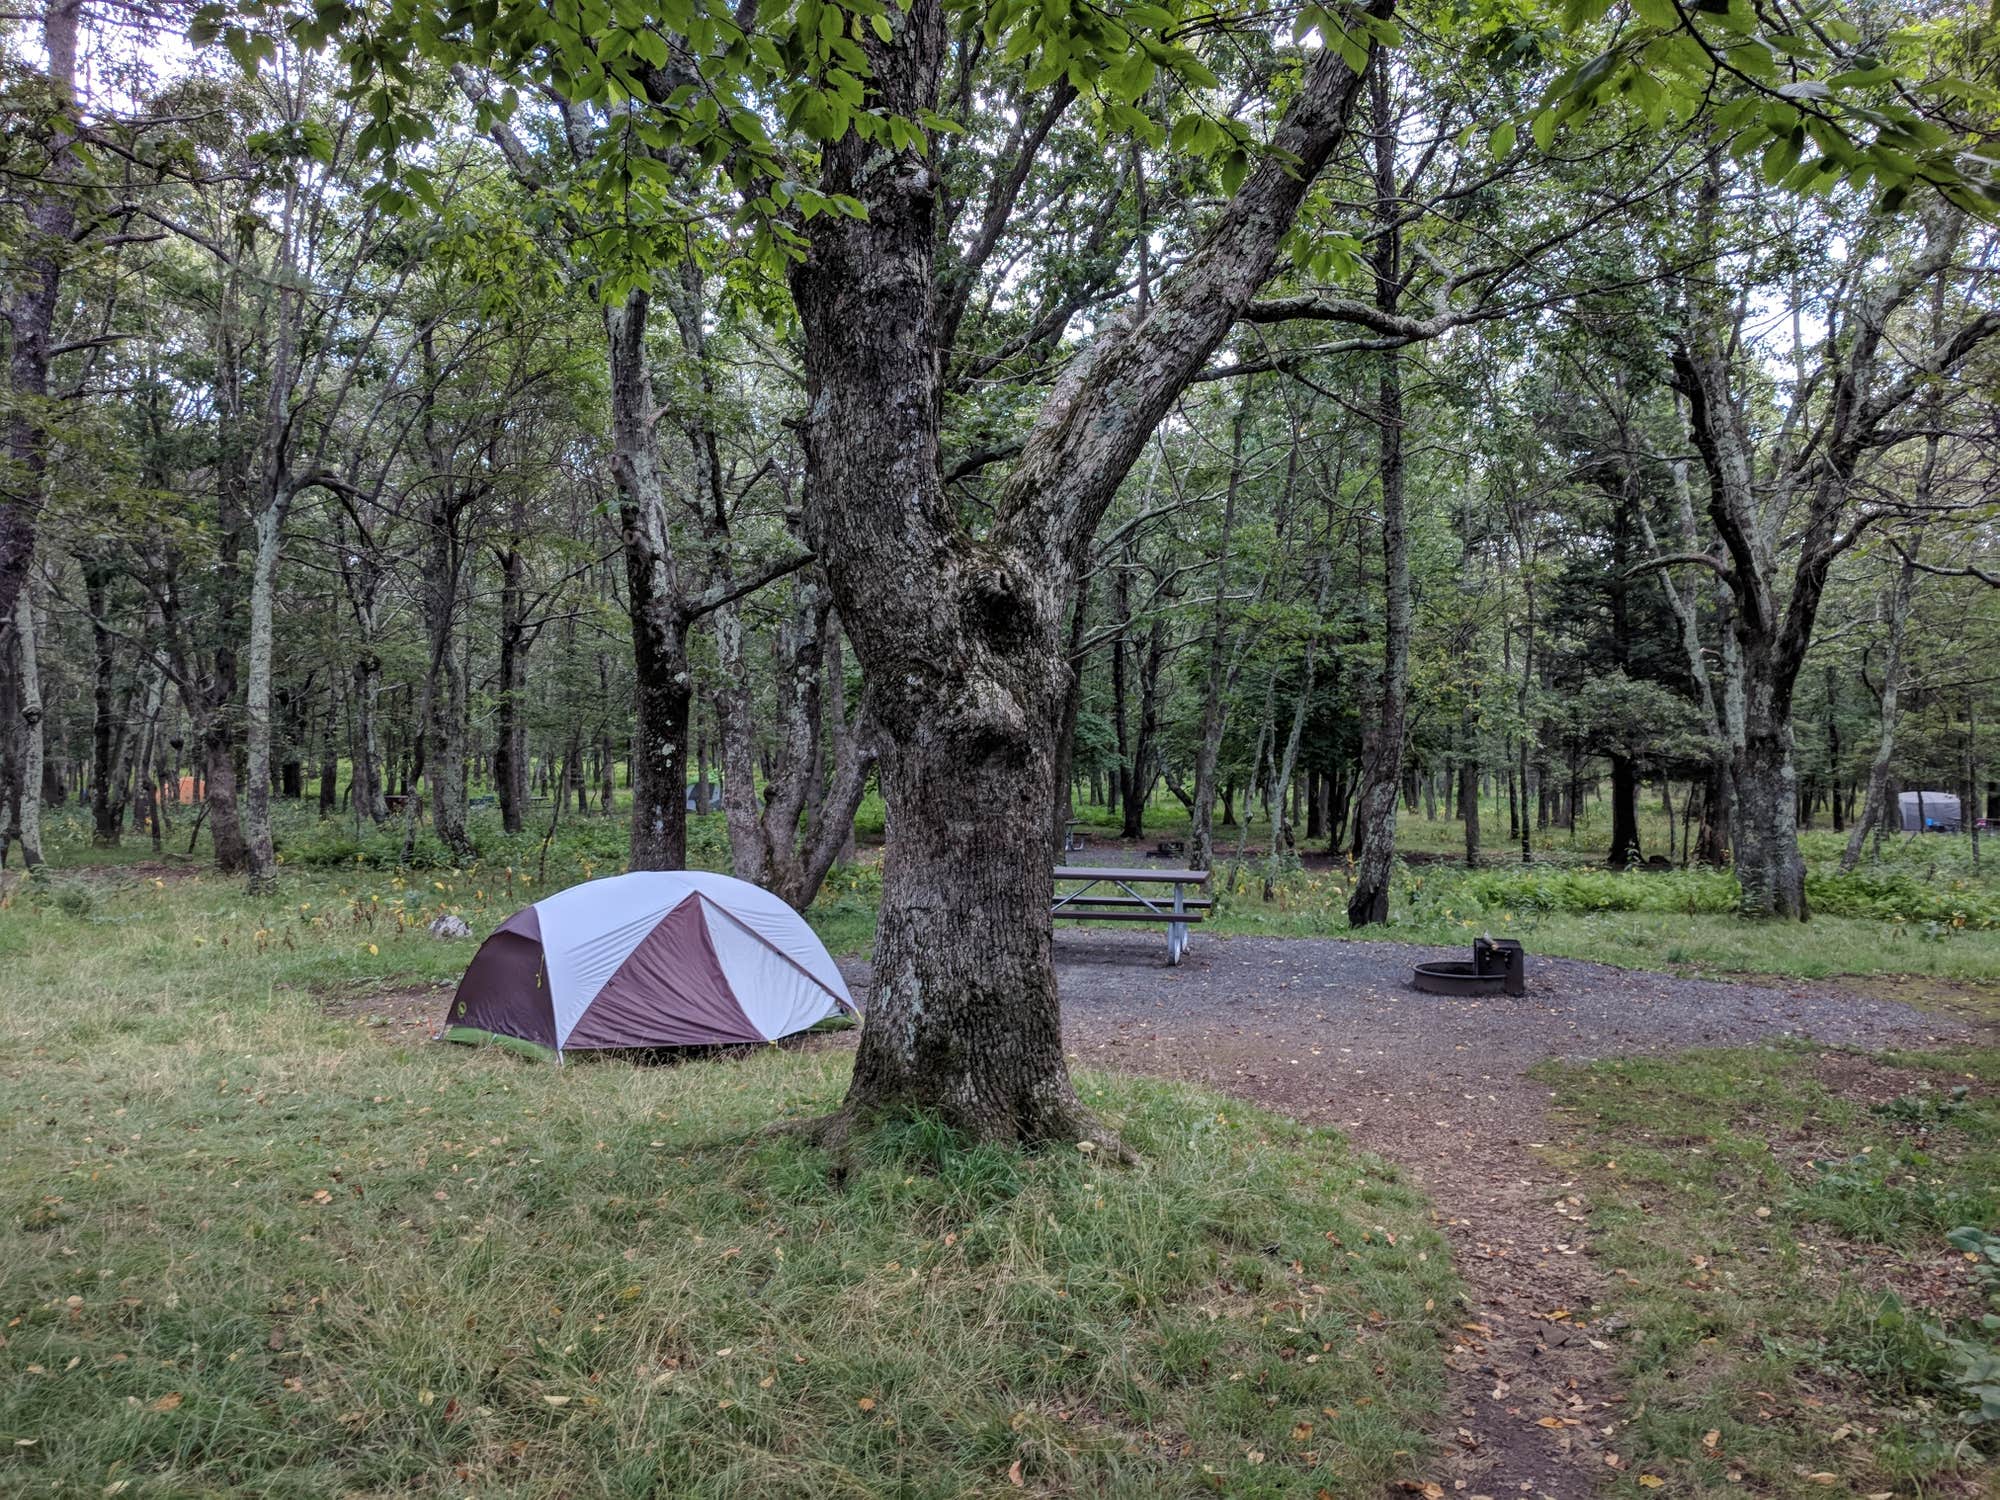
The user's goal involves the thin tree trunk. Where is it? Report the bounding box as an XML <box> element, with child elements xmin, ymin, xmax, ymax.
<box><xmin>1268</xmin><ymin>567</ymin><xmax>1331</xmax><ymax>890</ymax></box>
<box><xmin>1122</xmin><ymin>610</ymin><xmax>1168</xmax><ymax>840</ymax></box>
<box><xmin>606</xmin><ymin>290</ymin><xmax>694</xmax><ymax>872</ymax></box>
<box><xmin>493</xmin><ymin>541</ymin><xmax>527</xmax><ymax>833</ymax></box>
<box><xmin>1460</xmin><ymin>709</ymin><xmax>1480</xmax><ymax>870</ymax></box>
<box><xmin>1347</xmin><ymin>63</ymin><xmax>1411</xmax><ymax>927</ymax></box>
<box><xmin>318</xmin><ymin>692</ymin><xmax>339</xmax><ymax>818</ymax></box>
<box><xmin>83</xmin><ymin>558</ymin><xmax>132</xmax><ymax>845</ymax></box>
<box><xmin>0</xmin><ymin>0</ymin><xmax>80</xmax><ymax>638</ymax></box>
<box><xmin>350</xmin><ymin>647</ymin><xmax>387</xmax><ymax>824</ymax></box>
<box><xmin>1191</xmin><ymin>393</ymin><xmax>1257</xmax><ymax>873</ymax></box>
<box><xmin>243</xmin><ymin>497</ymin><xmax>292</xmax><ymax>888</ymax></box>
<box><xmin>1051</xmin><ymin>577</ymin><xmax>1091</xmax><ymax>850</ymax></box>
<box><xmin>1842</xmin><ymin>553</ymin><xmax>1919</xmax><ymax>872</ymax></box>
<box><xmin>5</xmin><ymin>580</ymin><xmax>46</xmax><ymax>867</ymax></box>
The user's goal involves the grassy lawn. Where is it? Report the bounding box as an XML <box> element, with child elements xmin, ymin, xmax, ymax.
<box><xmin>11</xmin><ymin>799</ymin><xmax>2000</xmax><ymax>1494</ymax></box>
<box><xmin>0</xmin><ymin>862</ymin><xmax>1456</xmax><ymax>1498</ymax></box>
<box><xmin>1538</xmin><ymin>1044</ymin><xmax>2000</xmax><ymax>1497</ymax></box>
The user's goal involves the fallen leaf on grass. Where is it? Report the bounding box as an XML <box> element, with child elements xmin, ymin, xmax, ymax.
<box><xmin>857</xmin><ymin>1397</ymin><xmax>876</xmax><ymax>1412</ymax></box>
<box><xmin>1702</xmin><ymin>1429</ymin><xmax>1719</xmax><ymax>1448</ymax></box>
<box><xmin>149</xmin><ymin>1392</ymin><xmax>183</xmax><ymax>1412</ymax></box>
<box><xmin>1636</xmin><ymin>1477</ymin><xmax>1664</xmax><ymax>1489</ymax></box>
<box><xmin>1007</xmin><ymin>1459</ymin><xmax>1024</xmax><ymax>1487</ymax></box>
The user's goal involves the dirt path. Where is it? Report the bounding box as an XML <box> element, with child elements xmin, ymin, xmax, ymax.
<box><xmin>840</xmin><ymin>934</ymin><xmax>1966</xmax><ymax>1499</ymax></box>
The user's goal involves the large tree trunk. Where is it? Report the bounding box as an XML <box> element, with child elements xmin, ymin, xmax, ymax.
<box><xmin>792</xmin><ymin>0</ymin><xmax>1381</xmax><ymax>1142</ymax></box>
<box><xmin>1607</xmin><ymin>755</ymin><xmax>1641</xmax><ymax>868</ymax></box>
<box><xmin>1734</xmin><ymin>707</ymin><xmax>1808</xmax><ymax>918</ymax></box>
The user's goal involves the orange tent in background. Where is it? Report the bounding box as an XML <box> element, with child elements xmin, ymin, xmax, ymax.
<box><xmin>177</xmin><ymin>775</ymin><xmax>197</xmax><ymax>802</ymax></box>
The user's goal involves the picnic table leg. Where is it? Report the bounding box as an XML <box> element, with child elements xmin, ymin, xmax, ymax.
<box><xmin>1168</xmin><ymin>880</ymin><xmax>1187</xmax><ymax>965</ymax></box>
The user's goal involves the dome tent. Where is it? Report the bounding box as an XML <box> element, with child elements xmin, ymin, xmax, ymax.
<box><xmin>440</xmin><ymin>871</ymin><xmax>858</xmax><ymax>1058</ymax></box>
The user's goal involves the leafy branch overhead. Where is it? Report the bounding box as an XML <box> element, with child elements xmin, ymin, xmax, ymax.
<box><xmin>190</xmin><ymin>0</ymin><xmax>1998</xmax><ymax>309</ymax></box>
<box><xmin>1523</xmin><ymin>0</ymin><xmax>2000</xmax><ymax>214</ymax></box>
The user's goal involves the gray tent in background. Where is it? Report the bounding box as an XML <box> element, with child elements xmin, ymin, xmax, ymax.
<box><xmin>1897</xmin><ymin>791</ymin><xmax>1962</xmax><ymax>833</ymax></box>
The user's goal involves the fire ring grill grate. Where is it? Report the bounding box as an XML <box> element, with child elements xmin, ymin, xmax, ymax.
<box><xmin>1411</xmin><ymin>937</ymin><xmax>1526</xmax><ymax>997</ymax></box>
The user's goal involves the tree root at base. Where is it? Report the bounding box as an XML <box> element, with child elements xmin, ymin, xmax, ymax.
<box><xmin>769</xmin><ymin>1099</ymin><xmax>1139</xmax><ymax>1176</ymax></box>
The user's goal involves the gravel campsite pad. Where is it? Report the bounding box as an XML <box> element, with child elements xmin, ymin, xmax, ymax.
<box><xmin>842</xmin><ymin>934</ymin><xmax>1970</xmax><ymax>1500</ymax></box>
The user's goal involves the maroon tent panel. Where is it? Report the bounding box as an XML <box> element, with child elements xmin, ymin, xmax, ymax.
<box><xmin>447</xmin><ymin>905</ymin><xmax>553</xmax><ymax>1047</ymax></box>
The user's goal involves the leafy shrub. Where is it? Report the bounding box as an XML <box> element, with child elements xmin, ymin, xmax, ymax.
<box><xmin>1397</xmin><ymin>861</ymin><xmax>2000</xmax><ymax>930</ymax></box>
<box><xmin>1788</xmin><ymin>1147</ymin><xmax>1995</xmax><ymax>1245</ymax></box>
<box><xmin>1820</xmin><ymin>1290</ymin><xmax>1957</xmax><ymax>1399</ymax></box>
<box><xmin>1414</xmin><ymin>865</ymin><xmax>1738</xmax><ymax>919</ymax></box>
<box><xmin>1931</xmin><ymin>1228</ymin><xmax>2000</xmax><ymax>1428</ymax></box>
<box><xmin>1805</xmin><ymin>870</ymin><xmax>2000</xmax><ymax>930</ymax></box>
<box><xmin>1953</xmin><ymin>1225</ymin><xmax>2000</xmax><ymax>1305</ymax></box>
<box><xmin>1873</xmin><ymin>1086</ymin><xmax>1974</xmax><ymax>1128</ymax></box>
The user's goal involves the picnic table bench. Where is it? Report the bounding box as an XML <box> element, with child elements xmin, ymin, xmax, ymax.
<box><xmin>1051</xmin><ymin>865</ymin><xmax>1211</xmax><ymax>966</ymax></box>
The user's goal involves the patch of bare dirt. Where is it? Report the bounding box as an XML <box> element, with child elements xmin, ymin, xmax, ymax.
<box><xmin>63</xmin><ymin>857</ymin><xmax>206</xmax><ymax>882</ymax></box>
<box><xmin>318</xmin><ymin>981</ymin><xmax>452</xmax><ymax>1039</ymax></box>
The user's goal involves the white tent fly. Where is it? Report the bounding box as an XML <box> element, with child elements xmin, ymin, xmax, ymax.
<box><xmin>442</xmin><ymin>871</ymin><xmax>859</xmax><ymax>1056</ymax></box>
<box><xmin>1897</xmin><ymin>791</ymin><xmax>1962</xmax><ymax>833</ymax></box>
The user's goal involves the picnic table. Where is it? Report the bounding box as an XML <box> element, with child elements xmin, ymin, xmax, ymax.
<box><xmin>1052</xmin><ymin>865</ymin><xmax>1211</xmax><ymax>966</ymax></box>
